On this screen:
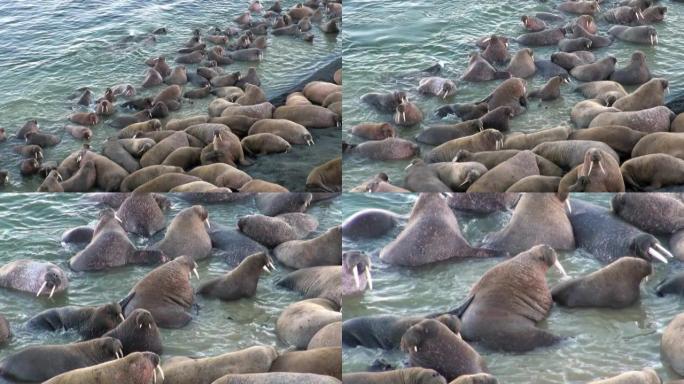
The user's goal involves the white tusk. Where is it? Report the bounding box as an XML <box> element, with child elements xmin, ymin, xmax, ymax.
<box><xmin>599</xmin><ymin>160</ymin><xmax>606</xmax><ymax>175</ymax></box>
<box><xmin>655</xmin><ymin>243</ymin><xmax>674</xmax><ymax>258</ymax></box>
<box><xmin>193</xmin><ymin>268</ymin><xmax>200</xmax><ymax>280</ymax></box>
<box><xmin>49</xmin><ymin>285</ymin><xmax>56</xmax><ymax>299</ymax></box>
<box><xmin>36</xmin><ymin>281</ymin><xmax>47</xmax><ymax>297</ymax></box>
<box><xmin>353</xmin><ymin>266</ymin><xmax>360</xmax><ymax>289</ymax></box>
<box><xmin>404</xmin><ymin>163</ymin><xmax>413</xmax><ymax>171</ymax></box>
<box><xmin>587</xmin><ymin>162</ymin><xmax>594</xmax><ymax>176</ymax></box>
<box><xmin>566</xmin><ymin>200</ymin><xmax>572</xmax><ymax>213</ymax></box>
<box><xmin>115</xmin><ymin>351</ymin><xmax>120</xmax><ymax>359</ymax></box>
<box><xmin>262</xmin><ymin>265</ymin><xmax>271</xmax><ymax>273</ymax></box>
<box><xmin>153</xmin><ymin>368</ymin><xmax>157</xmax><ymax>384</ymax></box>
<box><xmin>459</xmin><ymin>179</ymin><xmax>469</xmax><ymax>187</ymax></box>
<box><xmin>648</xmin><ymin>248</ymin><xmax>668</xmax><ymax>263</ymax></box>
<box><xmin>402</xmin><ymin>112</ymin><xmax>406</xmax><ymax>123</ymax></box>
<box><xmin>365</xmin><ymin>266</ymin><xmax>373</xmax><ymax>290</ymax></box>
<box><xmin>140</xmin><ymin>323</ymin><xmax>143</xmax><ymax>329</ymax></box>
<box><xmin>149</xmin><ymin>324</ymin><xmax>151</xmax><ymax>329</ymax></box>
<box><xmin>650</xmin><ymin>35</ymin><xmax>654</xmax><ymax>46</ymax></box>
<box><xmin>157</xmin><ymin>365</ymin><xmax>165</xmax><ymax>381</ymax></box>
<box><xmin>413</xmin><ymin>346</ymin><xmax>418</xmax><ymax>352</ymax></box>
<box><xmin>119</xmin><ymin>313</ymin><xmax>125</xmax><ymax>322</ymax></box>
<box><xmin>114</xmin><ymin>213</ymin><xmax>123</xmax><ymax>224</ymax></box>
<box><xmin>554</xmin><ymin>260</ymin><xmax>568</xmax><ymax>276</ymax></box>
<box><xmin>205</xmin><ymin>218</ymin><xmax>211</xmax><ymax>229</ymax></box>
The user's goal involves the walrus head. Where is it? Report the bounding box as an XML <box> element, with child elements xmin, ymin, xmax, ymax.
<box><xmin>93</xmin><ymin>303</ymin><xmax>126</xmax><ymax>334</ymax></box>
<box><xmin>413</xmin><ymin>369</ymin><xmax>448</xmax><ymax>384</ymax></box>
<box><xmin>245</xmin><ymin>252</ymin><xmax>276</xmax><ymax>274</ymax></box>
<box><xmin>580</xmin><ymin>148</ymin><xmax>607</xmax><ymax>178</ymax></box>
<box><xmin>36</xmin><ymin>269</ymin><xmax>64</xmax><ymax>298</ymax></box>
<box><xmin>97</xmin><ymin>337</ymin><xmax>124</xmax><ymax>361</ymax></box>
<box><xmin>128</xmin><ymin>352</ymin><xmax>164</xmax><ymax>384</ymax></box>
<box><xmin>630</xmin><ymin>233</ymin><xmax>672</xmax><ymax>263</ymax></box>
<box><xmin>401</xmin><ymin>319</ymin><xmax>457</xmax><ymax>354</ymax></box>
<box><xmin>86</xmin><ymin>112</ymin><xmax>98</xmax><ymax>126</ymax></box>
<box><xmin>521</xmin><ymin>15</ymin><xmax>531</xmax><ymax>28</ymax></box>
<box><xmin>646</xmin><ymin>26</ymin><xmax>658</xmax><ymax>46</ymax></box>
<box><xmin>452</xmin><ymin>149</ymin><xmax>472</xmax><ymax>163</ymax></box>
<box><xmin>343</xmin><ymin>250</ymin><xmax>372</xmax><ymax>290</ymax></box>
<box><xmin>481</xmin><ymin>129</ymin><xmax>505</xmax><ymax>151</ymax></box>
<box><xmin>0</xmin><ymin>170</ymin><xmax>9</xmax><ymax>184</ymax></box>
<box><xmin>175</xmin><ymin>255</ymin><xmax>200</xmax><ymax>280</ymax></box>
<box><xmin>459</xmin><ymin>169</ymin><xmax>484</xmax><ymax>190</ymax></box>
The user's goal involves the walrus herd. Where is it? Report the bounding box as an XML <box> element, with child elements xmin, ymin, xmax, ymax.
<box><xmin>342</xmin><ymin>192</ymin><xmax>684</xmax><ymax>383</ymax></box>
<box><xmin>0</xmin><ymin>191</ymin><xmax>344</xmax><ymax>383</ymax></box>
<box><xmin>0</xmin><ymin>0</ymin><xmax>342</xmax><ymax>193</ymax></box>
<box><xmin>345</xmin><ymin>0</ymin><xmax>684</xmax><ymax>194</ymax></box>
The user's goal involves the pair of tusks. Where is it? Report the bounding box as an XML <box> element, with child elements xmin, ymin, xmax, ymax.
<box><xmin>306</xmin><ymin>138</ymin><xmax>315</xmax><ymax>146</ymax></box>
<box><xmin>648</xmin><ymin>243</ymin><xmax>674</xmax><ymax>263</ymax></box>
<box><xmin>441</xmin><ymin>88</ymin><xmax>449</xmax><ymax>99</ymax></box>
<box><xmin>188</xmin><ymin>267</ymin><xmax>200</xmax><ymax>280</ymax></box>
<box><xmin>585</xmin><ymin>160</ymin><xmax>606</xmax><ymax>177</ymax></box>
<box><xmin>401</xmin><ymin>111</ymin><xmax>407</xmax><ymax>123</ymax></box>
<box><xmin>139</xmin><ymin>323</ymin><xmax>152</xmax><ymax>329</ymax></box>
<box><xmin>352</xmin><ymin>265</ymin><xmax>373</xmax><ymax>290</ymax></box>
<box><xmin>36</xmin><ymin>282</ymin><xmax>56</xmax><ymax>298</ymax></box>
<box><xmin>635</xmin><ymin>10</ymin><xmax>644</xmax><ymax>20</ymax></box>
<box><xmin>650</xmin><ymin>34</ymin><xmax>659</xmax><ymax>46</ymax></box>
<box><xmin>262</xmin><ymin>260</ymin><xmax>277</xmax><ymax>273</ymax></box>
<box><xmin>494</xmin><ymin>139</ymin><xmax>504</xmax><ymax>150</ymax></box>
<box><xmin>114</xmin><ymin>348</ymin><xmax>124</xmax><ymax>359</ymax></box>
<box><xmin>152</xmin><ymin>365</ymin><xmax>165</xmax><ymax>384</ymax></box>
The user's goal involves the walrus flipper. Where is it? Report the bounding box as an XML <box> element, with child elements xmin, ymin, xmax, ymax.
<box><xmin>119</xmin><ymin>291</ymin><xmax>135</xmax><ymax>312</ymax></box>
<box><xmin>427</xmin><ymin>294</ymin><xmax>475</xmax><ymax>319</ymax></box>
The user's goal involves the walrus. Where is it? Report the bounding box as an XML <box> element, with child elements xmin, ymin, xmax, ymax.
<box><xmin>140</xmin><ymin>131</ymin><xmax>189</xmax><ymax>167</ymax></box>
<box><xmin>506</xmin><ymin>48</ymin><xmax>535</xmax><ymax>78</ymax></box>
<box><xmin>160</xmin><ymin>346</ymin><xmax>278</xmax><ymax>384</ymax></box>
<box><xmin>505</xmin><ymin>175</ymin><xmax>561</xmax><ymax>192</ymax></box>
<box><xmin>612</xmin><ymin>78</ymin><xmax>668</xmax><ymax>111</ymax></box>
<box><xmin>274</xmin><ymin>104</ymin><xmax>338</xmax><ymax>128</ymax></box>
<box><xmin>350</xmin><ymin>122</ymin><xmax>396</xmax><ymax>140</ymax></box>
<box><xmin>380</xmin><ymin>194</ymin><xmax>501</xmax><ymax>266</ymax></box>
<box><xmin>134</xmin><ymin>173</ymin><xmax>204</xmax><ymax>193</ymax></box>
<box><xmin>165</xmin><ymin>65</ymin><xmax>187</xmax><ymax>85</ymax></box>
<box><xmin>0</xmin><ymin>337</ymin><xmax>123</xmax><ymax>382</ymax></box>
<box><xmin>360</xmin><ymin>91</ymin><xmax>407</xmax><ymax>113</ymax></box>
<box><xmin>672</xmin><ymin>113</ymin><xmax>684</xmax><ymax>132</ymax></box>
<box><xmin>570</xmin><ymin>56</ymin><xmax>617</xmax><ymax>82</ymax></box>
<box><xmin>200</xmin><ymin>130</ymin><xmax>249</xmax><ymax>167</ymax></box>
<box><xmin>255</xmin><ymin>193</ymin><xmax>312</xmax><ymax>216</ymax></box>
<box><xmin>236</xmin><ymin>83</ymin><xmax>266</xmax><ymax>105</ymax></box>
<box><xmin>13</xmin><ymin>144</ymin><xmax>43</xmax><ymax>159</ymax></box>
<box><xmin>418</xmin><ymin>77</ymin><xmax>456</xmax><ymax>99</ymax></box>
<box><xmin>116</xmin><ymin>119</ymin><xmax>161</xmax><ymax>139</ymax></box>
<box><xmin>589</xmin><ymin>106</ymin><xmax>674</xmax><ymax>132</ymax></box>
<box><xmin>152</xmin><ymin>84</ymin><xmax>181</xmax><ymax>108</ymax></box>
<box><xmin>568</xmin><ymin>125</ymin><xmax>645</xmax><ymax>157</ymax></box>
<box><xmin>415</xmin><ymin>119</ymin><xmax>484</xmax><ymax>146</ymax></box>
<box><xmin>220</xmin><ymin>102</ymin><xmax>273</xmax><ymax>120</ymax></box>
<box><xmin>343</xmin><ymin>368</ymin><xmax>446</xmax><ymax>384</ymax></box>
<box><xmin>656</xmin><ymin>269</ymin><xmax>684</xmax><ymax>296</ymax></box>
<box><xmin>27</xmin><ymin>303</ymin><xmax>123</xmax><ymax>339</ymax></box>
<box><xmin>632</xmin><ymin>132</ymin><xmax>684</xmax><ymax>161</ymax></box>
<box><xmin>504</xmin><ymin>126</ymin><xmax>572</xmax><ymax>150</ymax></box>
<box><xmin>303</xmin><ymin>81</ymin><xmax>342</xmax><ymax>104</ymax></box>
<box><xmin>165</xmin><ymin>116</ymin><xmax>208</xmax><ymax>131</ymax></box>
<box><xmin>0</xmin><ymin>315</ymin><xmax>8</xmax><ymax>344</ymax></box>
<box><xmin>558</xmin><ymin>0</ymin><xmax>599</xmax><ymax>15</ymax></box>
<box><xmin>467</xmin><ymin>150</ymin><xmax>541</xmax><ymax>192</ymax></box>
<box><xmin>0</xmin><ymin>260</ymin><xmax>68</xmax><ymax>298</ymax></box>
<box><xmin>393</xmin><ymin>101</ymin><xmax>424</xmax><ymax>127</ymax></box>
<box><xmin>175</xmin><ymin>50</ymin><xmax>205</xmax><ymax>64</ymax></box>
<box><xmin>588</xmin><ymin>368</ymin><xmax>660</xmax><ymax>384</ymax></box>
<box><xmin>187</xmin><ymin>163</ymin><xmax>252</xmax><ymax>190</ymax></box>
<box><xmin>119</xmin><ymin>165</ymin><xmax>182</xmax><ymax>192</ymax></box>
<box><xmin>43</xmin><ymin>351</ymin><xmax>163</xmax><ymax>384</ymax></box>
<box><xmin>434</xmin><ymin>102</ymin><xmax>489</xmax><ymax>120</ymax></box>
<box><xmin>209</xmin><ymin>115</ymin><xmax>259</xmax><ymax>137</ymax></box>
<box><xmin>19</xmin><ymin>156</ymin><xmax>41</xmax><ymax>176</ymax></box>
<box><xmin>552</xmin><ymin>257</ymin><xmax>650</xmax><ymax>308</ymax></box>
<box><xmin>80</xmin><ymin>149</ymin><xmax>130</xmax><ymax>191</ymax></box>
<box><xmin>516</xmin><ymin>28</ymin><xmax>566</xmax><ymax>46</ymax></box>
<box><xmin>610</xmin><ymin>51</ymin><xmax>651</xmax><ymax>85</ymax></box>
<box><xmin>248</xmin><ymin>119</ymin><xmax>314</xmax><ymax>145</ymax></box>
<box><xmin>461</xmin><ymin>52</ymin><xmax>510</xmax><ymax>82</ymax></box>
<box><xmin>70</xmin><ymin>208</ymin><xmax>166</xmax><ymax>271</ymax></box>
<box><xmin>60</xmin><ymin>160</ymin><xmax>97</xmax><ymax>192</ymax></box>
<box><xmin>481</xmin><ymin>77</ymin><xmax>527</xmax><ymax>116</ymax></box>
<box><xmin>269</xmin><ymin>347</ymin><xmax>341</xmax><ymax>380</ymax></box>
<box><xmin>602</xmin><ymin>5</ymin><xmax>641</xmax><ymax>25</ymax></box>
<box><xmin>198</xmin><ymin>252</ymin><xmax>274</xmax><ymax>300</ymax></box>
<box><xmin>238</xmin><ymin>213</ymin><xmax>318</xmax><ymax>248</ymax></box>
<box><xmin>342</xmin><ymin>314</ymin><xmax>460</xmax><ymax>350</ymax></box>
<box><xmin>277</xmin><ymin>265</ymin><xmax>341</xmax><ymax>306</ymax></box>
<box><xmin>308</xmin><ymin>322</ymin><xmax>342</xmax><ymax>349</ymax></box>
<box><xmin>426</xmin><ymin>129</ymin><xmax>504</xmax><ymax>163</ymax></box>
<box><xmin>142</xmin><ymin>68</ymin><xmax>163</xmax><ymax>88</ymax></box>
<box><xmin>608</xmin><ymin>25</ymin><xmax>658</xmax><ymax>45</ymax></box>
<box><xmin>569</xmin><ymin>23</ymin><xmax>613</xmax><ymax>48</ymax></box>
<box><xmin>25</xmin><ymin>131</ymin><xmax>60</xmax><ymax>147</ymax></box>
<box><xmin>558</xmin><ymin>37</ymin><xmax>593</xmax><ymax>52</ymax></box>
<box><xmin>612</xmin><ymin>193</ymin><xmax>684</xmax><ymax>235</ymax></box>
<box><xmin>15</xmin><ymin>119</ymin><xmax>39</xmax><ymax>139</ymax></box>
<box><xmin>568</xmin><ymin>198</ymin><xmax>672</xmax><ymax>263</ymax></box>
<box><xmin>64</xmin><ymin>124</ymin><xmax>93</xmax><ymax>140</ymax></box>
<box><xmin>662</xmin><ymin>314</ymin><xmax>684</xmax><ymax>376</ymax></box>
<box><xmin>401</xmin><ymin>319</ymin><xmax>486</xmax><ymax>382</ymax></box>
<box><xmin>154</xmin><ymin>205</ymin><xmax>211</xmax><ymax>260</ymax></box>
<box><xmin>521</xmin><ymin>15</ymin><xmax>546</xmax><ymax>32</ymax></box>
<box><xmin>641</xmin><ymin>5</ymin><xmax>667</xmax><ymax>23</ymax></box>
<box><xmin>419</xmin><ymin>161</ymin><xmax>487</xmax><ymax>192</ymax></box>
<box><xmin>103</xmin><ymin>137</ymin><xmax>140</xmax><ymax>174</ymax></box>
<box><xmin>212</xmin><ymin>372</ymin><xmax>340</xmax><ymax>384</ymax></box>
<box><xmin>161</xmin><ymin>147</ymin><xmax>202</xmax><ymax>170</ymax></box>
<box><xmin>342</xmin><ymin>209</ymin><xmax>400</xmax><ymax>239</ymax></box>
<box><xmin>455</xmin><ymin>244</ymin><xmax>566</xmax><ymax>352</ymax></box>
<box><xmin>276</xmin><ymin>298</ymin><xmax>341</xmax><ymax>349</ymax></box>
<box><xmin>575</xmin><ymin>80</ymin><xmax>627</xmax><ymax>100</ymax></box>
<box><xmin>208</xmin><ymin>225</ymin><xmax>267</xmax><ymax>266</ymax></box>
<box><xmin>69</xmin><ymin>112</ymin><xmax>99</xmax><ymax>126</ymax></box>
<box><xmin>241</xmin><ymin>133</ymin><xmax>291</xmax><ymax>155</ymax></box>
<box><xmin>344</xmin><ymin>138</ymin><xmax>419</xmax><ymax>161</ymax></box>
<box><xmin>38</xmin><ymin>170</ymin><xmax>65</xmax><ymax>192</ymax></box>
<box><xmin>120</xmin><ymin>255</ymin><xmax>197</xmax><ymax>329</ymax></box>
<box><xmin>306</xmin><ymin>157</ymin><xmax>341</xmax><ymax>192</ymax></box>
<box><xmin>482</xmin><ymin>193</ymin><xmax>574</xmax><ymax>253</ymax></box>
<box><xmin>558</xmin><ymin>147</ymin><xmax>625</xmax><ymax>193</ymax></box>
<box><xmin>274</xmin><ymin>225</ymin><xmax>341</xmax><ymax>269</ymax></box>
<box><xmin>103</xmin><ymin>308</ymin><xmax>162</xmax><ymax>355</ymax></box>
<box><xmin>481</xmin><ymin>35</ymin><xmax>510</xmax><ymax>64</ymax></box>
<box><xmin>532</xmin><ymin>140</ymin><xmax>619</xmax><ymax>170</ymax></box>
<box><xmin>404</xmin><ymin>159</ymin><xmax>452</xmax><ymax>192</ymax></box>
<box><xmin>527</xmin><ymin>75</ymin><xmax>568</xmax><ymax>101</ymax></box>
<box><xmin>551</xmin><ymin>50</ymin><xmax>595</xmax><ymax>70</ymax></box>
<box><xmin>61</xmin><ymin>226</ymin><xmax>94</xmax><ymax>245</ymax></box>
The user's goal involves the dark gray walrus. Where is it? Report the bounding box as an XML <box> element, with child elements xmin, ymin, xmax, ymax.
<box><xmin>209</xmin><ymin>225</ymin><xmax>268</xmax><ymax>266</ymax></box>
<box><xmin>255</xmin><ymin>192</ymin><xmax>312</xmax><ymax>216</ymax></box>
<box><xmin>198</xmin><ymin>252</ymin><xmax>274</xmax><ymax>300</ymax></box>
<box><xmin>119</xmin><ymin>255</ymin><xmax>198</xmax><ymax>329</ymax></box>
<box><xmin>341</xmin><ymin>208</ymin><xmax>401</xmax><ymax>239</ymax></box>
<box><xmin>26</xmin><ymin>303</ymin><xmax>124</xmax><ymax>339</ymax></box>
<box><xmin>273</xmin><ymin>225</ymin><xmax>341</xmax><ymax>269</ymax></box>
<box><xmin>103</xmin><ymin>308</ymin><xmax>163</xmax><ymax>355</ymax></box>
<box><xmin>455</xmin><ymin>245</ymin><xmax>567</xmax><ymax>352</ymax></box>
<box><xmin>611</xmin><ymin>193</ymin><xmax>684</xmax><ymax>235</ymax></box>
<box><xmin>342</xmin><ymin>314</ymin><xmax>461</xmax><ymax>350</ymax></box>
<box><xmin>551</xmin><ymin>257</ymin><xmax>651</xmax><ymax>308</ymax></box>
<box><xmin>380</xmin><ymin>194</ymin><xmax>503</xmax><ymax>266</ymax></box>
<box><xmin>116</xmin><ymin>192</ymin><xmax>168</xmax><ymax>236</ymax></box>
<box><xmin>0</xmin><ymin>337</ymin><xmax>123</xmax><ymax>382</ymax></box>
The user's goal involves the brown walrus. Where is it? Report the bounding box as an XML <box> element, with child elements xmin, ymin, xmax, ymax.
<box><xmin>276</xmin><ymin>298</ymin><xmax>341</xmax><ymax>349</ymax></box>
<box><xmin>43</xmin><ymin>352</ymin><xmax>163</xmax><ymax>384</ymax></box>
<box><xmin>342</xmin><ymin>368</ymin><xmax>447</xmax><ymax>384</ymax></box>
<box><xmin>197</xmin><ymin>252</ymin><xmax>274</xmax><ymax>300</ymax></box>
<box><xmin>154</xmin><ymin>205</ymin><xmax>211</xmax><ymax>261</ymax></box>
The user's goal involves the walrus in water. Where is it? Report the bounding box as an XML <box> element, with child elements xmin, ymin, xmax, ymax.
<box><xmin>481</xmin><ymin>78</ymin><xmax>527</xmax><ymax>116</ymax></box>
<box><xmin>70</xmin><ymin>208</ymin><xmax>167</xmax><ymax>271</ymax></box>
<box><xmin>552</xmin><ymin>257</ymin><xmax>651</xmax><ymax>308</ymax></box>
<box><xmin>255</xmin><ymin>193</ymin><xmax>312</xmax><ymax>216</ymax></box>
<box><xmin>455</xmin><ymin>244</ymin><xmax>566</xmax><ymax>352</ymax></box>
<box><xmin>343</xmin><ymin>314</ymin><xmax>460</xmax><ymax>350</ymax></box>
<box><xmin>274</xmin><ymin>225</ymin><xmax>341</xmax><ymax>269</ymax></box>
<box><xmin>27</xmin><ymin>303</ymin><xmax>124</xmax><ymax>339</ymax></box>
<box><xmin>466</xmin><ymin>150</ymin><xmax>540</xmax><ymax>192</ymax></box>
<box><xmin>588</xmin><ymin>368</ymin><xmax>660</xmax><ymax>384</ymax></box>
<box><xmin>426</xmin><ymin>129</ymin><xmax>504</xmax><ymax>163</ymax></box>
<box><xmin>482</xmin><ymin>193</ymin><xmax>574</xmax><ymax>254</ymax></box>
<box><xmin>160</xmin><ymin>346</ymin><xmax>278</xmax><ymax>384</ymax></box>
<box><xmin>0</xmin><ymin>315</ymin><xmax>8</xmax><ymax>344</ymax></box>
<box><xmin>198</xmin><ymin>252</ymin><xmax>274</xmax><ymax>300</ymax></box>
<box><xmin>350</xmin><ymin>122</ymin><xmax>396</xmax><ymax>140</ymax></box>
<box><xmin>342</xmin><ymin>209</ymin><xmax>400</xmax><ymax>239</ymax></box>
<box><xmin>401</xmin><ymin>319</ymin><xmax>486</xmax><ymax>382</ymax></box>
<box><xmin>0</xmin><ymin>260</ymin><xmax>68</xmax><ymax>298</ymax></box>
<box><xmin>461</xmin><ymin>52</ymin><xmax>510</xmax><ymax>82</ymax></box>
<box><xmin>570</xmin><ymin>56</ymin><xmax>617</xmax><ymax>82</ymax></box>
<box><xmin>551</xmin><ymin>51</ymin><xmax>595</xmax><ymax>71</ymax></box>
<box><xmin>481</xmin><ymin>35</ymin><xmax>510</xmax><ymax>64</ymax></box>
<box><xmin>343</xmin><ymin>368</ymin><xmax>447</xmax><ymax>384</ymax></box>
<box><xmin>656</xmin><ymin>271</ymin><xmax>684</xmax><ymax>296</ymax></box>
<box><xmin>610</xmin><ymin>51</ymin><xmax>651</xmax><ymax>86</ymax></box>
<box><xmin>116</xmin><ymin>192</ymin><xmax>167</xmax><ymax>236</ymax></box>
<box><xmin>568</xmin><ymin>125</ymin><xmax>645</xmax><ymax>158</ymax></box>
<box><xmin>120</xmin><ymin>255</ymin><xmax>198</xmax><ymax>329</ymax></box>
<box><xmin>527</xmin><ymin>75</ymin><xmax>568</xmax><ymax>101</ymax></box>
<box><xmin>103</xmin><ymin>308</ymin><xmax>162</xmax><ymax>355</ymax></box>
<box><xmin>394</xmin><ymin>101</ymin><xmax>424</xmax><ymax>127</ymax></box>
<box><xmin>360</xmin><ymin>91</ymin><xmax>408</xmax><ymax>113</ymax></box>
<box><xmin>276</xmin><ymin>298</ymin><xmax>341</xmax><ymax>349</ymax></box>
<box><xmin>238</xmin><ymin>213</ymin><xmax>318</xmax><ymax>248</ymax></box>
<box><xmin>516</xmin><ymin>28</ymin><xmax>566</xmax><ymax>46</ymax></box>
<box><xmin>589</xmin><ymin>106</ymin><xmax>674</xmax><ymax>133</ymax></box>
<box><xmin>154</xmin><ymin>205</ymin><xmax>212</xmax><ymax>260</ymax></box>
<box><xmin>277</xmin><ymin>265</ymin><xmax>341</xmax><ymax>306</ymax></box>
<box><xmin>612</xmin><ymin>193</ymin><xmax>684</xmax><ymax>235</ymax></box>
<box><xmin>608</xmin><ymin>25</ymin><xmax>658</xmax><ymax>45</ymax></box>
<box><xmin>344</xmin><ymin>138</ymin><xmax>419</xmax><ymax>161</ymax></box>
<box><xmin>44</xmin><ymin>351</ymin><xmax>163</xmax><ymax>384</ymax></box>
<box><xmin>380</xmin><ymin>194</ymin><xmax>502</xmax><ymax>266</ymax></box>
<box><xmin>0</xmin><ymin>337</ymin><xmax>123</xmax><ymax>382</ymax></box>
<box><xmin>568</xmin><ymin>198</ymin><xmax>673</xmax><ymax>263</ymax></box>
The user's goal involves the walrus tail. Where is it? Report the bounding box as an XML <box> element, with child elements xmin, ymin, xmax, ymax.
<box><xmin>426</xmin><ymin>294</ymin><xmax>475</xmax><ymax>319</ymax></box>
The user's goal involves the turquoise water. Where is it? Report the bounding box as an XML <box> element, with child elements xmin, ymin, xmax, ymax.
<box><xmin>341</xmin><ymin>0</ymin><xmax>684</xmax><ymax>190</ymax></box>
<box><xmin>342</xmin><ymin>193</ymin><xmax>684</xmax><ymax>383</ymax></box>
<box><xmin>0</xmin><ymin>1</ymin><xmax>341</xmax><ymax>192</ymax></box>
<box><xmin>0</xmin><ymin>193</ymin><xmax>343</xmax><ymax>383</ymax></box>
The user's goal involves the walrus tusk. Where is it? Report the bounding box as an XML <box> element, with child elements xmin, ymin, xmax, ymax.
<box><xmin>49</xmin><ymin>285</ymin><xmax>56</xmax><ymax>299</ymax></box>
<box><xmin>554</xmin><ymin>260</ymin><xmax>568</xmax><ymax>276</ymax></box>
<box><xmin>153</xmin><ymin>369</ymin><xmax>157</xmax><ymax>384</ymax></box>
<box><xmin>459</xmin><ymin>179</ymin><xmax>470</xmax><ymax>187</ymax></box>
<box><xmin>119</xmin><ymin>313</ymin><xmax>125</xmax><ymax>322</ymax></box>
<box><xmin>413</xmin><ymin>346</ymin><xmax>418</xmax><ymax>352</ymax></box>
<box><xmin>157</xmin><ymin>365</ymin><xmax>165</xmax><ymax>381</ymax></box>
<box><xmin>114</xmin><ymin>213</ymin><xmax>123</xmax><ymax>224</ymax></box>
<box><xmin>204</xmin><ymin>218</ymin><xmax>211</xmax><ymax>229</ymax></box>
<box><xmin>268</xmin><ymin>261</ymin><xmax>276</xmax><ymax>270</ymax></box>
<box><xmin>36</xmin><ymin>281</ymin><xmax>47</xmax><ymax>297</ymax></box>
<box><xmin>262</xmin><ymin>265</ymin><xmax>272</xmax><ymax>274</ymax></box>
<box><xmin>193</xmin><ymin>268</ymin><xmax>200</xmax><ymax>280</ymax></box>
<box><xmin>353</xmin><ymin>266</ymin><xmax>360</xmax><ymax>289</ymax></box>
<box><xmin>365</xmin><ymin>266</ymin><xmax>373</xmax><ymax>290</ymax></box>
<box><xmin>587</xmin><ymin>162</ymin><xmax>594</xmax><ymax>176</ymax></box>
<box><xmin>655</xmin><ymin>243</ymin><xmax>674</xmax><ymax>258</ymax></box>
<box><xmin>405</xmin><ymin>163</ymin><xmax>414</xmax><ymax>171</ymax></box>
<box><xmin>648</xmin><ymin>248</ymin><xmax>668</xmax><ymax>263</ymax></box>
<box><xmin>650</xmin><ymin>35</ymin><xmax>654</xmax><ymax>46</ymax></box>
<box><xmin>140</xmin><ymin>323</ymin><xmax>143</xmax><ymax>329</ymax></box>
<box><xmin>402</xmin><ymin>111</ymin><xmax>406</xmax><ymax>123</ymax></box>
<box><xmin>452</xmin><ymin>155</ymin><xmax>460</xmax><ymax>162</ymax></box>
<box><xmin>565</xmin><ymin>200</ymin><xmax>572</xmax><ymax>213</ymax></box>
<box><xmin>115</xmin><ymin>351</ymin><xmax>120</xmax><ymax>359</ymax></box>
<box><xmin>599</xmin><ymin>160</ymin><xmax>606</xmax><ymax>175</ymax></box>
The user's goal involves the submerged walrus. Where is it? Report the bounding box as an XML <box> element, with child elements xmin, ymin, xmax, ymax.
<box><xmin>198</xmin><ymin>252</ymin><xmax>274</xmax><ymax>300</ymax></box>
<box><xmin>380</xmin><ymin>194</ymin><xmax>502</xmax><ymax>266</ymax></box>
<box><xmin>26</xmin><ymin>303</ymin><xmax>124</xmax><ymax>339</ymax></box>
<box><xmin>0</xmin><ymin>260</ymin><xmax>68</xmax><ymax>298</ymax></box>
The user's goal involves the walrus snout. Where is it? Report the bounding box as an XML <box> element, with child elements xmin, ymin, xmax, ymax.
<box><xmin>343</xmin><ymin>250</ymin><xmax>373</xmax><ymax>290</ymax></box>
<box><xmin>632</xmin><ymin>234</ymin><xmax>672</xmax><ymax>263</ymax></box>
<box><xmin>38</xmin><ymin>271</ymin><xmax>62</xmax><ymax>298</ymax></box>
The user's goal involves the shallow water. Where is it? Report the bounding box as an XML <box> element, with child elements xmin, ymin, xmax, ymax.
<box><xmin>342</xmin><ymin>193</ymin><xmax>684</xmax><ymax>383</ymax></box>
<box><xmin>0</xmin><ymin>0</ymin><xmax>341</xmax><ymax>192</ymax></box>
<box><xmin>341</xmin><ymin>0</ymin><xmax>684</xmax><ymax>190</ymax></box>
<box><xmin>0</xmin><ymin>193</ymin><xmax>343</xmax><ymax>383</ymax></box>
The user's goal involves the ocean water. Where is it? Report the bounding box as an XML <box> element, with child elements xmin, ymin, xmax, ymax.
<box><xmin>341</xmin><ymin>0</ymin><xmax>684</xmax><ymax>190</ymax></box>
<box><xmin>0</xmin><ymin>192</ymin><xmax>343</xmax><ymax>383</ymax></box>
<box><xmin>0</xmin><ymin>0</ymin><xmax>341</xmax><ymax>192</ymax></box>
<box><xmin>342</xmin><ymin>193</ymin><xmax>684</xmax><ymax>383</ymax></box>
